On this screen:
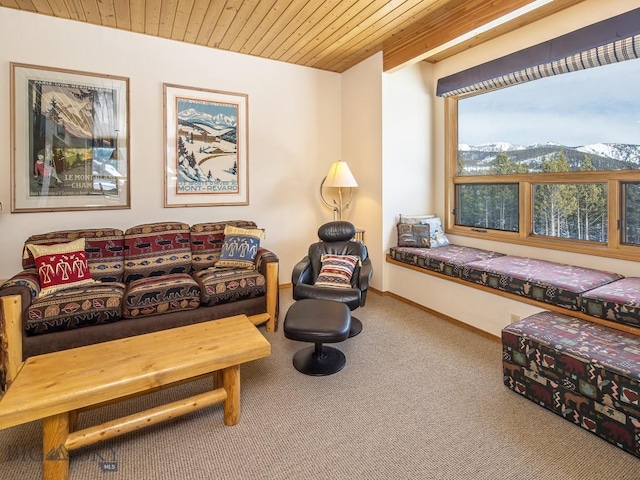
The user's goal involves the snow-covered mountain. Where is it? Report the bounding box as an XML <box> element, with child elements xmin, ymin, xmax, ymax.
<box><xmin>178</xmin><ymin>108</ymin><xmax>236</xmax><ymax>130</ymax></box>
<box><xmin>458</xmin><ymin>142</ymin><xmax>640</xmax><ymax>173</ymax></box>
<box><xmin>576</xmin><ymin>143</ymin><xmax>640</xmax><ymax>165</ymax></box>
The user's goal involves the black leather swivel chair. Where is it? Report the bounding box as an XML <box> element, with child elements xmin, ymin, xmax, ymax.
<box><xmin>291</xmin><ymin>221</ymin><xmax>373</xmax><ymax>337</ymax></box>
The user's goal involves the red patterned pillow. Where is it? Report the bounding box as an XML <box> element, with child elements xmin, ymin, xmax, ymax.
<box><xmin>314</xmin><ymin>254</ymin><xmax>359</xmax><ymax>288</ymax></box>
<box><xmin>26</xmin><ymin>238</ymin><xmax>95</xmax><ymax>297</ymax></box>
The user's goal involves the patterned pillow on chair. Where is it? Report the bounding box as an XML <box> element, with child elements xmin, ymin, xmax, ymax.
<box><xmin>314</xmin><ymin>254</ymin><xmax>359</xmax><ymax>288</ymax></box>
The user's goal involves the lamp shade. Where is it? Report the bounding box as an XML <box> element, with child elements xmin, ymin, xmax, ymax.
<box><xmin>323</xmin><ymin>160</ymin><xmax>358</xmax><ymax>188</ymax></box>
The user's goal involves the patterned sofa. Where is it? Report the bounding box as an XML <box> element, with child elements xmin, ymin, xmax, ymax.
<box><xmin>389</xmin><ymin>244</ymin><xmax>639</xmax><ymax>457</ymax></box>
<box><xmin>0</xmin><ymin>221</ymin><xmax>279</xmax><ymax>391</ymax></box>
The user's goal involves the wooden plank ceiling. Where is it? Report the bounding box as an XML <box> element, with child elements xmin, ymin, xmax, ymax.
<box><xmin>0</xmin><ymin>0</ymin><xmax>586</xmax><ymax>73</ymax></box>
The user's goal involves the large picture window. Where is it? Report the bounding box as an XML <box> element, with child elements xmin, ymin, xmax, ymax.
<box><xmin>444</xmin><ymin>31</ymin><xmax>640</xmax><ymax>260</ymax></box>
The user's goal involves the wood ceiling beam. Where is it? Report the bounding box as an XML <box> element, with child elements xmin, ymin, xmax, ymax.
<box><xmin>383</xmin><ymin>0</ymin><xmax>587</xmax><ymax>72</ymax></box>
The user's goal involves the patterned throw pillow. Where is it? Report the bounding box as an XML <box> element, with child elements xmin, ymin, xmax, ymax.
<box><xmin>399</xmin><ymin>214</ymin><xmax>436</xmax><ymax>225</ymax></box>
<box><xmin>215</xmin><ymin>225</ymin><xmax>265</xmax><ymax>269</ymax></box>
<box><xmin>315</xmin><ymin>254</ymin><xmax>359</xmax><ymax>288</ymax></box>
<box><xmin>26</xmin><ymin>238</ymin><xmax>95</xmax><ymax>297</ymax></box>
<box><xmin>422</xmin><ymin>217</ymin><xmax>450</xmax><ymax>247</ymax></box>
<box><xmin>397</xmin><ymin>223</ymin><xmax>431</xmax><ymax>247</ymax></box>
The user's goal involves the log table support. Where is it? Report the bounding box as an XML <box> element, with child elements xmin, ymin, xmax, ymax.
<box><xmin>0</xmin><ymin>315</ymin><xmax>270</xmax><ymax>480</ymax></box>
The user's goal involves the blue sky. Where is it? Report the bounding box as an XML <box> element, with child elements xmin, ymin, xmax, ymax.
<box><xmin>458</xmin><ymin>58</ymin><xmax>640</xmax><ymax>147</ymax></box>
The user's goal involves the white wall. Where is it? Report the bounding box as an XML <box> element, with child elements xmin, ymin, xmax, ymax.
<box><xmin>341</xmin><ymin>53</ymin><xmax>384</xmax><ymax>290</ymax></box>
<box><xmin>387</xmin><ymin>0</ymin><xmax>640</xmax><ymax>336</ymax></box>
<box><xmin>380</xmin><ymin>61</ymin><xmax>434</xmax><ymax>291</ymax></box>
<box><xmin>0</xmin><ymin>8</ymin><xmax>342</xmax><ymax>281</ymax></box>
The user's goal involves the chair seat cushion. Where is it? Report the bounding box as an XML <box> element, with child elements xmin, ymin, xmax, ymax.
<box><xmin>26</xmin><ymin>282</ymin><xmax>125</xmax><ymax>336</ymax></box>
<box><xmin>294</xmin><ymin>283</ymin><xmax>360</xmax><ymax>310</ymax></box>
<box><xmin>123</xmin><ymin>273</ymin><xmax>200</xmax><ymax>318</ymax></box>
<box><xmin>193</xmin><ymin>268</ymin><xmax>266</xmax><ymax>307</ymax></box>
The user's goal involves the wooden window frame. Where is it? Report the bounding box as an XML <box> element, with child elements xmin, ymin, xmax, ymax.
<box><xmin>444</xmin><ymin>95</ymin><xmax>640</xmax><ymax>262</ymax></box>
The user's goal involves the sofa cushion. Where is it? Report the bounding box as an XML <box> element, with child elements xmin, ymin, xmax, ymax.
<box><xmin>580</xmin><ymin>277</ymin><xmax>640</xmax><ymax>329</ymax></box>
<box><xmin>389</xmin><ymin>245</ymin><xmax>505</xmax><ymax>278</ymax></box>
<box><xmin>461</xmin><ymin>255</ymin><xmax>622</xmax><ymax>310</ymax></box>
<box><xmin>215</xmin><ymin>225</ymin><xmax>265</xmax><ymax>269</ymax></box>
<box><xmin>25</xmin><ymin>282</ymin><xmax>125</xmax><ymax>336</ymax></box>
<box><xmin>502</xmin><ymin>311</ymin><xmax>640</xmax><ymax>457</ymax></box>
<box><xmin>190</xmin><ymin>221</ymin><xmax>258</xmax><ymax>272</ymax></box>
<box><xmin>26</xmin><ymin>238</ymin><xmax>96</xmax><ymax>297</ymax></box>
<box><xmin>193</xmin><ymin>268</ymin><xmax>266</xmax><ymax>307</ymax></box>
<box><xmin>123</xmin><ymin>222</ymin><xmax>192</xmax><ymax>282</ymax></box>
<box><xmin>123</xmin><ymin>273</ymin><xmax>201</xmax><ymax>318</ymax></box>
<box><xmin>22</xmin><ymin>228</ymin><xmax>125</xmax><ymax>282</ymax></box>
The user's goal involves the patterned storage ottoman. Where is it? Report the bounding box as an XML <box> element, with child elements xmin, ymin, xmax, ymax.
<box><xmin>389</xmin><ymin>245</ymin><xmax>504</xmax><ymax>278</ymax></box>
<box><xmin>581</xmin><ymin>278</ymin><xmax>640</xmax><ymax>329</ymax></box>
<box><xmin>462</xmin><ymin>256</ymin><xmax>622</xmax><ymax>310</ymax></box>
<box><xmin>502</xmin><ymin>311</ymin><xmax>640</xmax><ymax>457</ymax></box>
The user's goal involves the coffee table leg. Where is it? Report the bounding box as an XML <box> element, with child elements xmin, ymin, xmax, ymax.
<box><xmin>222</xmin><ymin>365</ymin><xmax>240</xmax><ymax>426</ymax></box>
<box><xmin>43</xmin><ymin>412</ymin><xmax>70</xmax><ymax>480</ymax></box>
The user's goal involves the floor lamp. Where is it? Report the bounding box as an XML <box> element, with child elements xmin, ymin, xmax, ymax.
<box><xmin>320</xmin><ymin>160</ymin><xmax>358</xmax><ymax>220</ymax></box>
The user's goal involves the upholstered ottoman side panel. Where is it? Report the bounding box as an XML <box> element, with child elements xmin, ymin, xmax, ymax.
<box><xmin>580</xmin><ymin>278</ymin><xmax>640</xmax><ymax>329</ymax></box>
<box><xmin>194</xmin><ymin>268</ymin><xmax>266</xmax><ymax>307</ymax></box>
<box><xmin>502</xmin><ymin>311</ymin><xmax>640</xmax><ymax>458</ymax></box>
<box><xmin>124</xmin><ymin>222</ymin><xmax>192</xmax><ymax>282</ymax></box>
<box><xmin>23</xmin><ymin>228</ymin><xmax>125</xmax><ymax>282</ymax></box>
<box><xmin>462</xmin><ymin>256</ymin><xmax>622</xmax><ymax>310</ymax></box>
<box><xmin>190</xmin><ymin>221</ymin><xmax>257</xmax><ymax>272</ymax></box>
<box><xmin>123</xmin><ymin>273</ymin><xmax>200</xmax><ymax>318</ymax></box>
<box><xmin>25</xmin><ymin>282</ymin><xmax>126</xmax><ymax>335</ymax></box>
<box><xmin>389</xmin><ymin>245</ymin><xmax>504</xmax><ymax>278</ymax></box>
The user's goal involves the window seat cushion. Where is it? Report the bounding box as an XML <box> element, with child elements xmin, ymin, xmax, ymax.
<box><xmin>389</xmin><ymin>245</ymin><xmax>504</xmax><ymax>278</ymax></box>
<box><xmin>461</xmin><ymin>255</ymin><xmax>623</xmax><ymax>310</ymax></box>
<box><xmin>581</xmin><ymin>277</ymin><xmax>640</xmax><ymax>329</ymax></box>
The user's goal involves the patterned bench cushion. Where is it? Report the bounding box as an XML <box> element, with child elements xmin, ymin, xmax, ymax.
<box><xmin>502</xmin><ymin>311</ymin><xmax>640</xmax><ymax>458</ymax></box>
<box><xmin>124</xmin><ymin>222</ymin><xmax>192</xmax><ymax>282</ymax></box>
<box><xmin>461</xmin><ymin>256</ymin><xmax>622</xmax><ymax>310</ymax></box>
<box><xmin>389</xmin><ymin>245</ymin><xmax>504</xmax><ymax>278</ymax></box>
<box><xmin>22</xmin><ymin>228</ymin><xmax>125</xmax><ymax>282</ymax></box>
<box><xmin>193</xmin><ymin>268</ymin><xmax>266</xmax><ymax>307</ymax></box>
<box><xmin>190</xmin><ymin>221</ymin><xmax>258</xmax><ymax>272</ymax></box>
<box><xmin>123</xmin><ymin>273</ymin><xmax>200</xmax><ymax>318</ymax></box>
<box><xmin>581</xmin><ymin>278</ymin><xmax>640</xmax><ymax>329</ymax></box>
<box><xmin>25</xmin><ymin>282</ymin><xmax>126</xmax><ymax>336</ymax></box>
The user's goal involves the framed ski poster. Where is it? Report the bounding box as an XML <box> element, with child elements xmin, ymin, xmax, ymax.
<box><xmin>11</xmin><ymin>63</ymin><xmax>129</xmax><ymax>212</ymax></box>
<box><xmin>163</xmin><ymin>83</ymin><xmax>248</xmax><ymax>207</ymax></box>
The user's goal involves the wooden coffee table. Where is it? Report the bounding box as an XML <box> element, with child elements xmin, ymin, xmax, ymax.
<box><xmin>0</xmin><ymin>314</ymin><xmax>270</xmax><ymax>480</ymax></box>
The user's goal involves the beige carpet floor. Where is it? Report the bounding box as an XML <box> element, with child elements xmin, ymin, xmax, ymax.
<box><xmin>0</xmin><ymin>290</ymin><xmax>637</xmax><ymax>479</ymax></box>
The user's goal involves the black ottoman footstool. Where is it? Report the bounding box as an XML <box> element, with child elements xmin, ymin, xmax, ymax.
<box><xmin>284</xmin><ymin>299</ymin><xmax>351</xmax><ymax>376</ymax></box>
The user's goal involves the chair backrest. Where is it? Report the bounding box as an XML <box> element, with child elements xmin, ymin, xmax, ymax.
<box><xmin>308</xmin><ymin>221</ymin><xmax>369</xmax><ymax>286</ymax></box>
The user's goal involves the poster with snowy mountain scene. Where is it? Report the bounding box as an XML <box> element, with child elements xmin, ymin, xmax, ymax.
<box><xmin>164</xmin><ymin>84</ymin><xmax>248</xmax><ymax>207</ymax></box>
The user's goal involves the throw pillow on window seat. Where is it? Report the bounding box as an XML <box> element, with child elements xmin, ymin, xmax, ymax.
<box><xmin>421</xmin><ymin>217</ymin><xmax>450</xmax><ymax>247</ymax></box>
<box><xmin>215</xmin><ymin>225</ymin><xmax>265</xmax><ymax>269</ymax></box>
<box><xmin>314</xmin><ymin>254</ymin><xmax>360</xmax><ymax>288</ymax></box>
<box><xmin>397</xmin><ymin>223</ymin><xmax>431</xmax><ymax>247</ymax></box>
<box><xmin>25</xmin><ymin>238</ymin><xmax>96</xmax><ymax>297</ymax></box>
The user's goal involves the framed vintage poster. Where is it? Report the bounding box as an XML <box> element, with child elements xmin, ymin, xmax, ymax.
<box><xmin>164</xmin><ymin>83</ymin><xmax>248</xmax><ymax>207</ymax></box>
<box><xmin>10</xmin><ymin>63</ymin><xmax>130</xmax><ymax>213</ymax></box>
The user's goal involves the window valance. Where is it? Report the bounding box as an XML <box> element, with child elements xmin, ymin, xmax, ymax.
<box><xmin>436</xmin><ymin>8</ymin><xmax>640</xmax><ymax>97</ymax></box>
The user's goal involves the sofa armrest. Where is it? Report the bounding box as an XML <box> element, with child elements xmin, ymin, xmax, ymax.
<box><xmin>0</xmin><ymin>269</ymin><xmax>40</xmax><ymax>304</ymax></box>
<box><xmin>254</xmin><ymin>248</ymin><xmax>279</xmax><ymax>333</ymax></box>
<box><xmin>0</xmin><ymin>294</ymin><xmax>25</xmax><ymax>395</ymax></box>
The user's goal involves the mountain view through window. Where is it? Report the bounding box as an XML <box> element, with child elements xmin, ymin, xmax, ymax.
<box><xmin>456</xmin><ymin>58</ymin><xmax>640</xmax><ymax>244</ymax></box>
